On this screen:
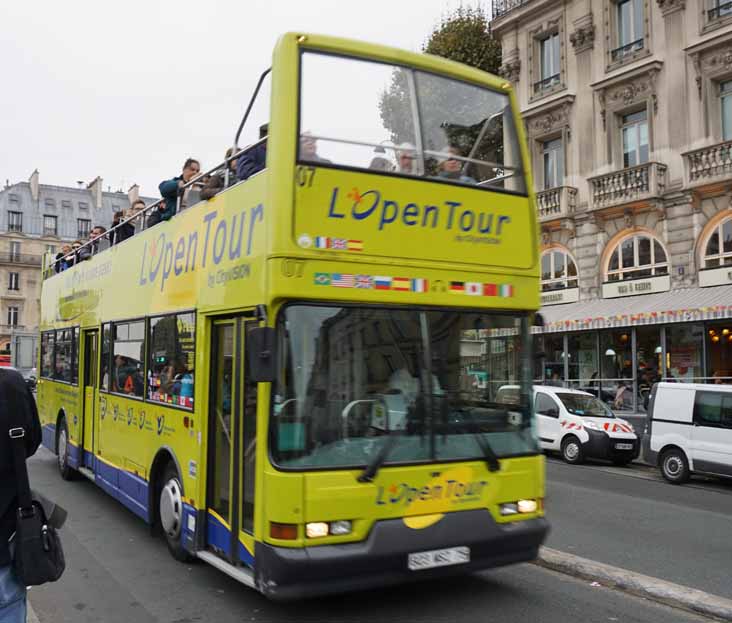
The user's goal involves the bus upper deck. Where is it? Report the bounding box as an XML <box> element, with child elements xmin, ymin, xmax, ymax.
<box><xmin>38</xmin><ymin>32</ymin><xmax>546</xmax><ymax>600</ymax></box>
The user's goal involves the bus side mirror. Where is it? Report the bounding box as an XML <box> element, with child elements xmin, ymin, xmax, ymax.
<box><xmin>247</xmin><ymin>327</ymin><xmax>277</xmax><ymax>383</ymax></box>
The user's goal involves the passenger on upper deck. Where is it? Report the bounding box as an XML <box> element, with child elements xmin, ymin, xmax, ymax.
<box><xmin>236</xmin><ymin>123</ymin><xmax>268</xmax><ymax>181</ymax></box>
<box><xmin>77</xmin><ymin>225</ymin><xmax>110</xmax><ymax>261</ymax></box>
<box><xmin>201</xmin><ymin>148</ymin><xmax>239</xmax><ymax>200</ymax></box>
<box><xmin>111</xmin><ymin>200</ymin><xmax>143</xmax><ymax>245</ymax></box>
<box><xmin>396</xmin><ymin>142</ymin><xmax>416</xmax><ymax>175</ymax></box>
<box><xmin>437</xmin><ymin>146</ymin><xmax>477</xmax><ymax>185</ymax></box>
<box><xmin>54</xmin><ymin>243</ymin><xmax>73</xmax><ymax>273</ymax></box>
<box><xmin>150</xmin><ymin>158</ymin><xmax>201</xmax><ymax>227</ymax></box>
<box><xmin>299</xmin><ymin>131</ymin><xmax>331</xmax><ymax>164</ymax></box>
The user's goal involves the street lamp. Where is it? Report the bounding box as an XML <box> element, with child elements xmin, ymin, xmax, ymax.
<box><xmin>605</xmin><ymin>348</ymin><xmax>616</xmax><ymax>356</ymax></box>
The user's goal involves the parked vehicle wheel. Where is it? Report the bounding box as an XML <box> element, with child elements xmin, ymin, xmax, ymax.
<box><xmin>159</xmin><ymin>462</ymin><xmax>193</xmax><ymax>562</ymax></box>
<box><xmin>561</xmin><ymin>435</ymin><xmax>584</xmax><ymax>464</ymax></box>
<box><xmin>56</xmin><ymin>416</ymin><xmax>76</xmax><ymax>481</ymax></box>
<box><xmin>660</xmin><ymin>448</ymin><xmax>690</xmax><ymax>484</ymax></box>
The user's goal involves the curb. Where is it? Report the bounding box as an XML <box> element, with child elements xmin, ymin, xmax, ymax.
<box><xmin>536</xmin><ymin>547</ymin><xmax>732</xmax><ymax>622</ymax></box>
<box><xmin>27</xmin><ymin>601</ymin><xmax>40</xmax><ymax>623</ymax></box>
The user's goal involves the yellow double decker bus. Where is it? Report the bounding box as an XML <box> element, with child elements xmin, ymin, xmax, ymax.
<box><xmin>38</xmin><ymin>33</ymin><xmax>547</xmax><ymax>599</ymax></box>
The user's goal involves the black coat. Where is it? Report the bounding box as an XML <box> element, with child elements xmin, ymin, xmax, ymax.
<box><xmin>0</xmin><ymin>368</ymin><xmax>41</xmax><ymax>565</ymax></box>
<box><xmin>111</xmin><ymin>222</ymin><xmax>135</xmax><ymax>245</ymax></box>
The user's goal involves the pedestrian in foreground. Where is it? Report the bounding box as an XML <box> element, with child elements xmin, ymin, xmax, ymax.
<box><xmin>0</xmin><ymin>368</ymin><xmax>42</xmax><ymax>622</ymax></box>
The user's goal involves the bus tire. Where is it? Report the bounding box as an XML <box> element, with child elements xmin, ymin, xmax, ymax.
<box><xmin>159</xmin><ymin>462</ymin><xmax>193</xmax><ymax>562</ymax></box>
<box><xmin>660</xmin><ymin>448</ymin><xmax>690</xmax><ymax>485</ymax></box>
<box><xmin>56</xmin><ymin>416</ymin><xmax>76</xmax><ymax>481</ymax></box>
<box><xmin>561</xmin><ymin>435</ymin><xmax>584</xmax><ymax>465</ymax></box>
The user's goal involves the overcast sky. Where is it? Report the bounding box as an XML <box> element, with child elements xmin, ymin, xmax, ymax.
<box><xmin>1</xmin><ymin>0</ymin><xmax>490</xmax><ymax>198</ymax></box>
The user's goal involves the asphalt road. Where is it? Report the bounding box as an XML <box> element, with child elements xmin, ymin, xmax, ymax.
<box><xmin>544</xmin><ymin>455</ymin><xmax>732</xmax><ymax>600</ymax></box>
<box><xmin>25</xmin><ymin>448</ymin><xmax>718</xmax><ymax>623</ymax></box>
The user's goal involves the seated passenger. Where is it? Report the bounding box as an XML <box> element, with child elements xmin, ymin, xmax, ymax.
<box><xmin>236</xmin><ymin>123</ymin><xmax>268</xmax><ymax>181</ymax></box>
<box><xmin>77</xmin><ymin>225</ymin><xmax>110</xmax><ymax>260</ymax></box>
<box><xmin>299</xmin><ymin>131</ymin><xmax>331</xmax><ymax>163</ymax></box>
<box><xmin>437</xmin><ymin>146</ymin><xmax>476</xmax><ymax>184</ymax></box>
<box><xmin>368</xmin><ymin>145</ymin><xmax>394</xmax><ymax>172</ymax></box>
<box><xmin>149</xmin><ymin>158</ymin><xmax>201</xmax><ymax>227</ymax></box>
<box><xmin>54</xmin><ymin>243</ymin><xmax>73</xmax><ymax>273</ymax></box>
<box><xmin>396</xmin><ymin>142</ymin><xmax>416</xmax><ymax>174</ymax></box>
<box><xmin>201</xmin><ymin>148</ymin><xmax>239</xmax><ymax>200</ymax></box>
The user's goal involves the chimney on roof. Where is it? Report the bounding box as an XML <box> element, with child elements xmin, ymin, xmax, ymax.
<box><xmin>76</xmin><ymin>181</ymin><xmax>84</xmax><ymax>188</ymax></box>
<box><xmin>127</xmin><ymin>184</ymin><xmax>140</xmax><ymax>205</ymax></box>
<box><xmin>87</xmin><ymin>176</ymin><xmax>103</xmax><ymax>209</ymax></box>
<box><xmin>29</xmin><ymin>169</ymin><xmax>39</xmax><ymax>202</ymax></box>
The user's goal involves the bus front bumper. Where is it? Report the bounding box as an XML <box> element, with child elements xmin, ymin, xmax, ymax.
<box><xmin>255</xmin><ymin>510</ymin><xmax>549</xmax><ymax>600</ymax></box>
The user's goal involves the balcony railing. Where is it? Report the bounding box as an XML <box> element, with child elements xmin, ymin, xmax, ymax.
<box><xmin>0</xmin><ymin>253</ymin><xmax>43</xmax><ymax>266</ymax></box>
<box><xmin>493</xmin><ymin>0</ymin><xmax>532</xmax><ymax>18</ymax></box>
<box><xmin>589</xmin><ymin>162</ymin><xmax>667</xmax><ymax>211</ymax></box>
<box><xmin>610</xmin><ymin>38</ymin><xmax>644</xmax><ymax>62</ymax></box>
<box><xmin>533</xmin><ymin>74</ymin><xmax>560</xmax><ymax>94</ymax></box>
<box><xmin>536</xmin><ymin>186</ymin><xmax>577</xmax><ymax>222</ymax></box>
<box><xmin>684</xmin><ymin>140</ymin><xmax>732</xmax><ymax>186</ymax></box>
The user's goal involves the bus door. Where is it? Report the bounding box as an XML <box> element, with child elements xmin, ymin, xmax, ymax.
<box><xmin>81</xmin><ymin>329</ymin><xmax>99</xmax><ymax>469</ymax></box>
<box><xmin>206</xmin><ymin>317</ymin><xmax>258</xmax><ymax>568</ymax></box>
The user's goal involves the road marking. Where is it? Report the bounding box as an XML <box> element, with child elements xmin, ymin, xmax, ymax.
<box><xmin>536</xmin><ymin>547</ymin><xmax>732</xmax><ymax>622</ymax></box>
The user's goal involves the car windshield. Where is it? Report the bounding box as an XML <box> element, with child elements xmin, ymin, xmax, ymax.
<box><xmin>270</xmin><ymin>305</ymin><xmax>539</xmax><ymax>469</ymax></box>
<box><xmin>299</xmin><ymin>51</ymin><xmax>526</xmax><ymax>193</ymax></box>
<box><xmin>554</xmin><ymin>393</ymin><xmax>615</xmax><ymax>418</ymax></box>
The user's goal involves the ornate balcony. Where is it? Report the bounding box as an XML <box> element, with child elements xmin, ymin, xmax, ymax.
<box><xmin>536</xmin><ymin>186</ymin><xmax>577</xmax><ymax>222</ymax></box>
<box><xmin>589</xmin><ymin>162</ymin><xmax>667</xmax><ymax>211</ymax></box>
<box><xmin>493</xmin><ymin>0</ymin><xmax>532</xmax><ymax>17</ymax></box>
<box><xmin>684</xmin><ymin>140</ymin><xmax>732</xmax><ymax>187</ymax></box>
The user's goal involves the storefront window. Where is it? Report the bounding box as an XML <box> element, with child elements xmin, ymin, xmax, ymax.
<box><xmin>599</xmin><ymin>330</ymin><xmax>633</xmax><ymax>412</ymax></box>
<box><xmin>567</xmin><ymin>332</ymin><xmax>598</xmax><ymax>391</ymax></box>
<box><xmin>635</xmin><ymin>326</ymin><xmax>662</xmax><ymax>410</ymax></box>
<box><xmin>540</xmin><ymin>334</ymin><xmax>565</xmax><ymax>385</ymax></box>
<box><xmin>706</xmin><ymin>322</ymin><xmax>732</xmax><ymax>384</ymax></box>
<box><xmin>666</xmin><ymin>324</ymin><xmax>704</xmax><ymax>383</ymax></box>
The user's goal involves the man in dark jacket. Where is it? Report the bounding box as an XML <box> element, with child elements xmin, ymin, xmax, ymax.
<box><xmin>149</xmin><ymin>158</ymin><xmax>200</xmax><ymax>227</ymax></box>
<box><xmin>200</xmin><ymin>148</ymin><xmax>239</xmax><ymax>200</ymax></box>
<box><xmin>236</xmin><ymin>123</ymin><xmax>268</xmax><ymax>181</ymax></box>
<box><xmin>0</xmin><ymin>367</ymin><xmax>41</xmax><ymax>621</ymax></box>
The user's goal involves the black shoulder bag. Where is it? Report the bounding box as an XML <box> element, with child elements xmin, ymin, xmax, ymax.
<box><xmin>8</xmin><ymin>424</ymin><xmax>66</xmax><ymax>585</ymax></box>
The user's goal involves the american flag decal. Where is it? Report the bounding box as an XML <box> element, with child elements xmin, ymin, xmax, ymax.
<box><xmin>331</xmin><ymin>273</ymin><xmax>355</xmax><ymax>288</ymax></box>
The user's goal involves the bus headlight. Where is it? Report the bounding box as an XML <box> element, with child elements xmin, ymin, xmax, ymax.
<box><xmin>329</xmin><ymin>520</ymin><xmax>352</xmax><ymax>536</ymax></box>
<box><xmin>517</xmin><ymin>499</ymin><xmax>538</xmax><ymax>513</ymax></box>
<box><xmin>500</xmin><ymin>499</ymin><xmax>538</xmax><ymax>516</ymax></box>
<box><xmin>305</xmin><ymin>522</ymin><xmax>329</xmax><ymax>538</ymax></box>
<box><xmin>305</xmin><ymin>520</ymin><xmax>353</xmax><ymax>538</ymax></box>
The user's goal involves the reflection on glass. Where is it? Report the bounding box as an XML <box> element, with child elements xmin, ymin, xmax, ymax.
<box><xmin>211</xmin><ymin>325</ymin><xmax>233</xmax><ymax>523</ymax></box>
<box><xmin>271</xmin><ymin>306</ymin><xmax>538</xmax><ymax>469</ymax></box>
<box><xmin>666</xmin><ymin>324</ymin><xmax>703</xmax><ymax>382</ymax></box>
<box><xmin>567</xmin><ymin>332</ymin><xmax>598</xmax><ymax>391</ymax></box>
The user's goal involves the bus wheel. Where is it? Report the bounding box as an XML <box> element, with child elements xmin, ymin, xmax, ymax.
<box><xmin>561</xmin><ymin>435</ymin><xmax>584</xmax><ymax>465</ymax></box>
<box><xmin>56</xmin><ymin>417</ymin><xmax>76</xmax><ymax>481</ymax></box>
<box><xmin>159</xmin><ymin>463</ymin><xmax>192</xmax><ymax>562</ymax></box>
<box><xmin>660</xmin><ymin>448</ymin><xmax>690</xmax><ymax>484</ymax></box>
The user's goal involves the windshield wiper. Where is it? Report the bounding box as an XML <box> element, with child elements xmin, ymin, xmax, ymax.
<box><xmin>462</xmin><ymin>409</ymin><xmax>500</xmax><ymax>472</ymax></box>
<box><xmin>357</xmin><ymin>431</ymin><xmax>402</xmax><ymax>483</ymax></box>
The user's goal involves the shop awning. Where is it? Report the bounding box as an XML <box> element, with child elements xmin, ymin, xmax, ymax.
<box><xmin>538</xmin><ymin>284</ymin><xmax>732</xmax><ymax>333</ymax></box>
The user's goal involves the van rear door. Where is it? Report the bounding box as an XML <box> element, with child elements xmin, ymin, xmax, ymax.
<box><xmin>691</xmin><ymin>390</ymin><xmax>732</xmax><ymax>477</ymax></box>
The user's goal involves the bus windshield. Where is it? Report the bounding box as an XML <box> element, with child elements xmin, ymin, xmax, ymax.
<box><xmin>271</xmin><ymin>305</ymin><xmax>538</xmax><ymax>469</ymax></box>
<box><xmin>299</xmin><ymin>51</ymin><xmax>525</xmax><ymax>193</ymax></box>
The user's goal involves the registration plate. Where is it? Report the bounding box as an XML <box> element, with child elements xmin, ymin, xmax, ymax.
<box><xmin>615</xmin><ymin>443</ymin><xmax>634</xmax><ymax>450</ymax></box>
<box><xmin>408</xmin><ymin>546</ymin><xmax>470</xmax><ymax>571</ymax></box>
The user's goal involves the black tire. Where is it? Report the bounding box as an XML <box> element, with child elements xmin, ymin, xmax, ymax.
<box><xmin>660</xmin><ymin>448</ymin><xmax>690</xmax><ymax>484</ymax></box>
<box><xmin>56</xmin><ymin>416</ymin><xmax>76</xmax><ymax>481</ymax></box>
<box><xmin>159</xmin><ymin>463</ymin><xmax>193</xmax><ymax>562</ymax></box>
<box><xmin>561</xmin><ymin>435</ymin><xmax>584</xmax><ymax>465</ymax></box>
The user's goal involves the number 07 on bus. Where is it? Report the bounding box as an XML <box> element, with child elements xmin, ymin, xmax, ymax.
<box><xmin>37</xmin><ymin>32</ymin><xmax>547</xmax><ymax>599</ymax></box>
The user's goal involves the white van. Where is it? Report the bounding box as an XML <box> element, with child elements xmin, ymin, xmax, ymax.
<box><xmin>646</xmin><ymin>382</ymin><xmax>732</xmax><ymax>484</ymax></box>
<box><xmin>496</xmin><ymin>385</ymin><xmax>639</xmax><ymax>465</ymax></box>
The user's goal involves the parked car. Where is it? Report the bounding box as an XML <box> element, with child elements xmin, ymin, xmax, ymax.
<box><xmin>498</xmin><ymin>385</ymin><xmax>639</xmax><ymax>465</ymax></box>
<box><xmin>645</xmin><ymin>382</ymin><xmax>732</xmax><ymax>484</ymax></box>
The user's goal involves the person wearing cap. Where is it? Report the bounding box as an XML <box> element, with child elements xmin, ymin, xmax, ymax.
<box><xmin>397</xmin><ymin>142</ymin><xmax>416</xmax><ymax>174</ymax></box>
<box><xmin>437</xmin><ymin>145</ymin><xmax>477</xmax><ymax>185</ymax></box>
<box><xmin>299</xmin><ymin>132</ymin><xmax>331</xmax><ymax>164</ymax></box>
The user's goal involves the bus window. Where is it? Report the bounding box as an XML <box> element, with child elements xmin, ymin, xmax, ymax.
<box><xmin>100</xmin><ymin>323</ymin><xmax>111</xmax><ymax>391</ymax></box>
<box><xmin>41</xmin><ymin>331</ymin><xmax>55</xmax><ymax>379</ymax></box>
<box><xmin>148</xmin><ymin>312</ymin><xmax>195</xmax><ymax>409</ymax></box>
<box><xmin>112</xmin><ymin>320</ymin><xmax>145</xmax><ymax>398</ymax></box>
<box><xmin>55</xmin><ymin>329</ymin><xmax>74</xmax><ymax>383</ymax></box>
<box><xmin>72</xmin><ymin>327</ymin><xmax>80</xmax><ymax>385</ymax></box>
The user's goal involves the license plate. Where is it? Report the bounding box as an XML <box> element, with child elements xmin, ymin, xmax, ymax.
<box><xmin>408</xmin><ymin>546</ymin><xmax>470</xmax><ymax>571</ymax></box>
<box><xmin>615</xmin><ymin>443</ymin><xmax>634</xmax><ymax>450</ymax></box>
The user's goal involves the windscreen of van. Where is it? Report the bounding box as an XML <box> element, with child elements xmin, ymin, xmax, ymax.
<box><xmin>555</xmin><ymin>393</ymin><xmax>615</xmax><ymax>418</ymax></box>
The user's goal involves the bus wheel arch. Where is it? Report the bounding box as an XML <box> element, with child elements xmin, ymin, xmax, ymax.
<box><xmin>55</xmin><ymin>409</ymin><xmax>76</xmax><ymax>480</ymax></box>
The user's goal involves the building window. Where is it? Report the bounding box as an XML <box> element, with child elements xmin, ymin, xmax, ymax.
<box><xmin>61</xmin><ymin>200</ymin><xmax>72</xmax><ymax>209</ymax></box>
<box><xmin>78</xmin><ymin>202</ymin><xmax>89</xmax><ymax>211</ymax></box>
<box><xmin>45</xmin><ymin>244</ymin><xmax>56</xmax><ymax>255</ymax></box>
<box><xmin>7</xmin><ymin>211</ymin><xmax>22</xmax><ymax>233</ymax></box>
<box><xmin>147</xmin><ymin>312</ymin><xmax>195</xmax><ymax>409</ymax></box>
<box><xmin>541</xmin><ymin>249</ymin><xmax>578</xmax><ymax>291</ymax></box>
<box><xmin>77</xmin><ymin>218</ymin><xmax>91</xmax><ymax>239</ymax></box>
<box><xmin>721</xmin><ymin>81</ymin><xmax>732</xmax><ymax>141</ymax></box>
<box><xmin>709</xmin><ymin>0</ymin><xmax>732</xmax><ymax>21</ymax></box>
<box><xmin>7</xmin><ymin>307</ymin><xmax>19</xmax><ymax>327</ymax></box>
<box><xmin>621</xmin><ymin>110</ymin><xmax>649</xmax><ymax>168</ymax></box>
<box><xmin>43</xmin><ymin>215</ymin><xmax>58</xmax><ymax>236</ymax></box>
<box><xmin>8</xmin><ymin>273</ymin><xmax>19</xmax><ymax>291</ymax></box>
<box><xmin>111</xmin><ymin>320</ymin><xmax>145</xmax><ymax>397</ymax></box>
<box><xmin>606</xmin><ymin>234</ymin><xmax>668</xmax><ymax>281</ymax></box>
<box><xmin>542</xmin><ymin>138</ymin><xmax>564</xmax><ymax>189</ymax></box>
<box><xmin>9</xmin><ymin>241</ymin><xmax>21</xmax><ymax>263</ymax></box>
<box><xmin>612</xmin><ymin>0</ymin><xmax>644</xmax><ymax>61</ymax></box>
<box><xmin>536</xmin><ymin>33</ymin><xmax>560</xmax><ymax>92</ymax></box>
<box><xmin>703</xmin><ymin>216</ymin><xmax>732</xmax><ymax>268</ymax></box>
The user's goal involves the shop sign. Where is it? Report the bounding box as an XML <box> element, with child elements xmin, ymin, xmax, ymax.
<box><xmin>699</xmin><ymin>266</ymin><xmax>732</xmax><ymax>288</ymax></box>
<box><xmin>602</xmin><ymin>275</ymin><xmax>670</xmax><ymax>299</ymax></box>
<box><xmin>541</xmin><ymin>287</ymin><xmax>580</xmax><ymax>306</ymax></box>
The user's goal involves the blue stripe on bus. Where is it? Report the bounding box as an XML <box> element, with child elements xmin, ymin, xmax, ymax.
<box><xmin>205</xmin><ymin>511</ymin><xmax>255</xmax><ymax>567</ymax></box>
<box><xmin>42</xmin><ymin>424</ymin><xmax>56</xmax><ymax>451</ymax></box>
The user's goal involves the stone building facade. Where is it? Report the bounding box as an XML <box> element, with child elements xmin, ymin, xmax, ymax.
<box><xmin>0</xmin><ymin>171</ymin><xmax>152</xmax><ymax>350</ymax></box>
<box><xmin>492</xmin><ymin>0</ymin><xmax>732</xmax><ymax>411</ymax></box>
